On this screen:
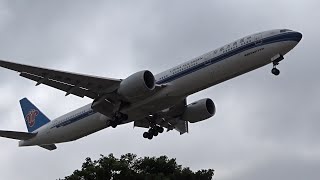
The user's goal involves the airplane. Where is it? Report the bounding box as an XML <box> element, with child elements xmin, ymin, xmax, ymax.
<box><xmin>0</xmin><ymin>29</ymin><xmax>302</xmax><ymax>151</ymax></box>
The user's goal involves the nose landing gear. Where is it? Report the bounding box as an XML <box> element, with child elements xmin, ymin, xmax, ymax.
<box><xmin>271</xmin><ymin>54</ymin><xmax>283</xmax><ymax>76</ymax></box>
<box><xmin>271</xmin><ymin>64</ymin><xmax>280</xmax><ymax>76</ymax></box>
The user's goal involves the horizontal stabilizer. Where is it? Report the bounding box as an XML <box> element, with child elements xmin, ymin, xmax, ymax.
<box><xmin>39</xmin><ymin>144</ymin><xmax>57</xmax><ymax>151</ymax></box>
<box><xmin>0</xmin><ymin>130</ymin><xmax>36</xmax><ymax>140</ymax></box>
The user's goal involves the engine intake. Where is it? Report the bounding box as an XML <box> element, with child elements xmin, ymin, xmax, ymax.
<box><xmin>181</xmin><ymin>98</ymin><xmax>216</xmax><ymax>123</ymax></box>
<box><xmin>118</xmin><ymin>70</ymin><xmax>155</xmax><ymax>101</ymax></box>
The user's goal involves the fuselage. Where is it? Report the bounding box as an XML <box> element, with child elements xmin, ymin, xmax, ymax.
<box><xmin>19</xmin><ymin>29</ymin><xmax>302</xmax><ymax>146</ymax></box>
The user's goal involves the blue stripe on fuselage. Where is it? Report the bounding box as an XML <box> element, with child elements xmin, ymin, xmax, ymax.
<box><xmin>156</xmin><ymin>32</ymin><xmax>301</xmax><ymax>84</ymax></box>
<box><xmin>51</xmin><ymin>110</ymin><xmax>96</xmax><ymax>129</ymax></box>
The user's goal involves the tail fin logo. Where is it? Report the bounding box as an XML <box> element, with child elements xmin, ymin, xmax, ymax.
<box><xmin>26</xmin><ymin>109</ymin><xmax>39</xmax><ymax>127</ymax></box>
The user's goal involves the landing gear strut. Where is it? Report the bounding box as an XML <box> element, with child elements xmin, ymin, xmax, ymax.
<box><xmin>271</xmin><ymin>54</ymin><xmax>283</xmax><ymax>76</ymax></box>
<box><xmin>110</xmin><ymin>112</ymin><xmax>128</xmax><ymax>128</ymax></box>
<box><xmin>143</xmin><ymin>126</ymin><xmax>164</xmax><ymax>140</ymax></box>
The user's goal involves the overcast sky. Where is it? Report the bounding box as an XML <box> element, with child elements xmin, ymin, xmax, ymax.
<box><xmin>0</xmin><ymin>1</ymin><xmax>318</xmax><ymax>179</ymax></box>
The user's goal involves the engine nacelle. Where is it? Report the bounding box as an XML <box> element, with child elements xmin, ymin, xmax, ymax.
<box><xmin>181</xmin><ymin>98</ymin><xmax>216</xmax><ymax>123</ymax></box>
<box><xmin>118</xmin><ymin>70</ymin><xmax>155</xmax><ymax>101</ymax></box>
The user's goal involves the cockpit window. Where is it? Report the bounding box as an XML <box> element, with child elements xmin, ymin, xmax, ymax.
<box><xmin>280</xmin><ymin>29</ymin><xmax>291</xmax><ymax>33</ymax></box>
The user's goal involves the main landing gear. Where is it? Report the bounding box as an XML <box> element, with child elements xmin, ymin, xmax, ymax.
<box><xmin>110</xmin><ymin>112</ymin><xmax>128</xmax><ymax>128</ymax></box>
<box><xmin>271</xmin><ymin>54</ymin><xmax>283</xmax><ymax>76</ymax></box>
<box><xmin>143</xmin><ymin>126</ymin><xmax>164</xmax><ymax>140</ymax></box>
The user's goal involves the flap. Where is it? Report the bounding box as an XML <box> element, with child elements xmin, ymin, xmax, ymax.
<box><xmin>39</xmin><ymin>144</ymin><xmax>57</xmax><ymax>151</ymax></box>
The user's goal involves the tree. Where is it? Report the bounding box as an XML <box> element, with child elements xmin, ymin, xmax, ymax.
<box><xmin>61</xmin><ymin>153</ymin><xmax>214</xmax><ymax>180</ymax></box>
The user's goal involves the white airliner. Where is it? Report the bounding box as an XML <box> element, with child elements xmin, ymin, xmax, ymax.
<box><xmin>0</xmin><ymin>29</ymin><xmax>302</xmax><ymax>150</ymax></box>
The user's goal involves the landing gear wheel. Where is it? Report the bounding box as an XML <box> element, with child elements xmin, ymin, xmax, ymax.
<box><xmin>143</xmin><ymin>132</ymin><xmax>149</xmax><ymax>138</ymax></box>
<box><xmin>147</xmin><ymin>133</ymin><xmax>153</xmax><ymax>140</ymax></box>
<box><xmin>110</xmin><ymin>112</ymin><xmax>128</xmax><ymax>128</ymax></box>
<box><xmin>148</xmin><ymin>128</ymin><xmax>154</xmax><ymax>135</ymax></box>
<box><xmin>271</xmin><ymin>54</ymin><xmax>283</xmax><ymax>76</ymax></box>
<box><xmin>156</xmin><ymin>126</ymin><xmax>164</xmax><ymax>133</ymax></box>
<box><xmin>153</xmin><ymin>130</ymin><xmax>159</xmax><ymax>137</ymax></box>
<box><xmin>143</xmin><ymin>131</ymin><xmax>154</xmax><ymax>139</ymax></box>
<box><xmin>110</xmin><ymin>121</ymin><xmax>118</xmax><ymax>128</ymax></box>
<box><xmin>271</xmin><ymin>68</ymin><xmax>280</xmax><ymax>76</ymax></box>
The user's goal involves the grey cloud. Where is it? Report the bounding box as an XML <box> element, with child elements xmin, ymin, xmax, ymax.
<box><xmin>227</xmin><ymin>152</ymin><xmax>320</xmax><ymax>180</ymax></box>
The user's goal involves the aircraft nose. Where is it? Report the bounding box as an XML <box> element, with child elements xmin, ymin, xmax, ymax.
<box><xmin>295</xmin><ymin>31</ymin><xmax>303</xmax><ymax>42</ymax></box>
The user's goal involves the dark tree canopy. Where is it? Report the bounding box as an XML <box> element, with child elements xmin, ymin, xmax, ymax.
<box><xmin>61</xmin><ymin>153</ymin><xmax>214</xmax><ymax>180</ymax></box>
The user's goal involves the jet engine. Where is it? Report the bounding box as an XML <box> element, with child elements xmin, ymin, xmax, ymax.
<box><xmin>181</xmin><ymin>98</ymin><xmax>216</xmax><ymax>123</ymax></box>
<box><xmin>117</xmin><ymin>70</ymin><xmax>155</xmax><ymax>101</ymax></box>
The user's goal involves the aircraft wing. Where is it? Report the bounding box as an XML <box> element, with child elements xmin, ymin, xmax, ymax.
<box><xmin>160</xmin><ymin>117</ymin><xmax>188</xmax><ymax>135</ymax></box>
<box><xmin>0</xmin><ymin>60</ymin><xmax>121</xmax><ymax>99</ymax></box>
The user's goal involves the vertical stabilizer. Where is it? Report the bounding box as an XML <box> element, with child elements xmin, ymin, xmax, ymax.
<box><xmin>19</xmin><ymin>98</ymin><xmax>50</xmax><ymax>132</ymax></box>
